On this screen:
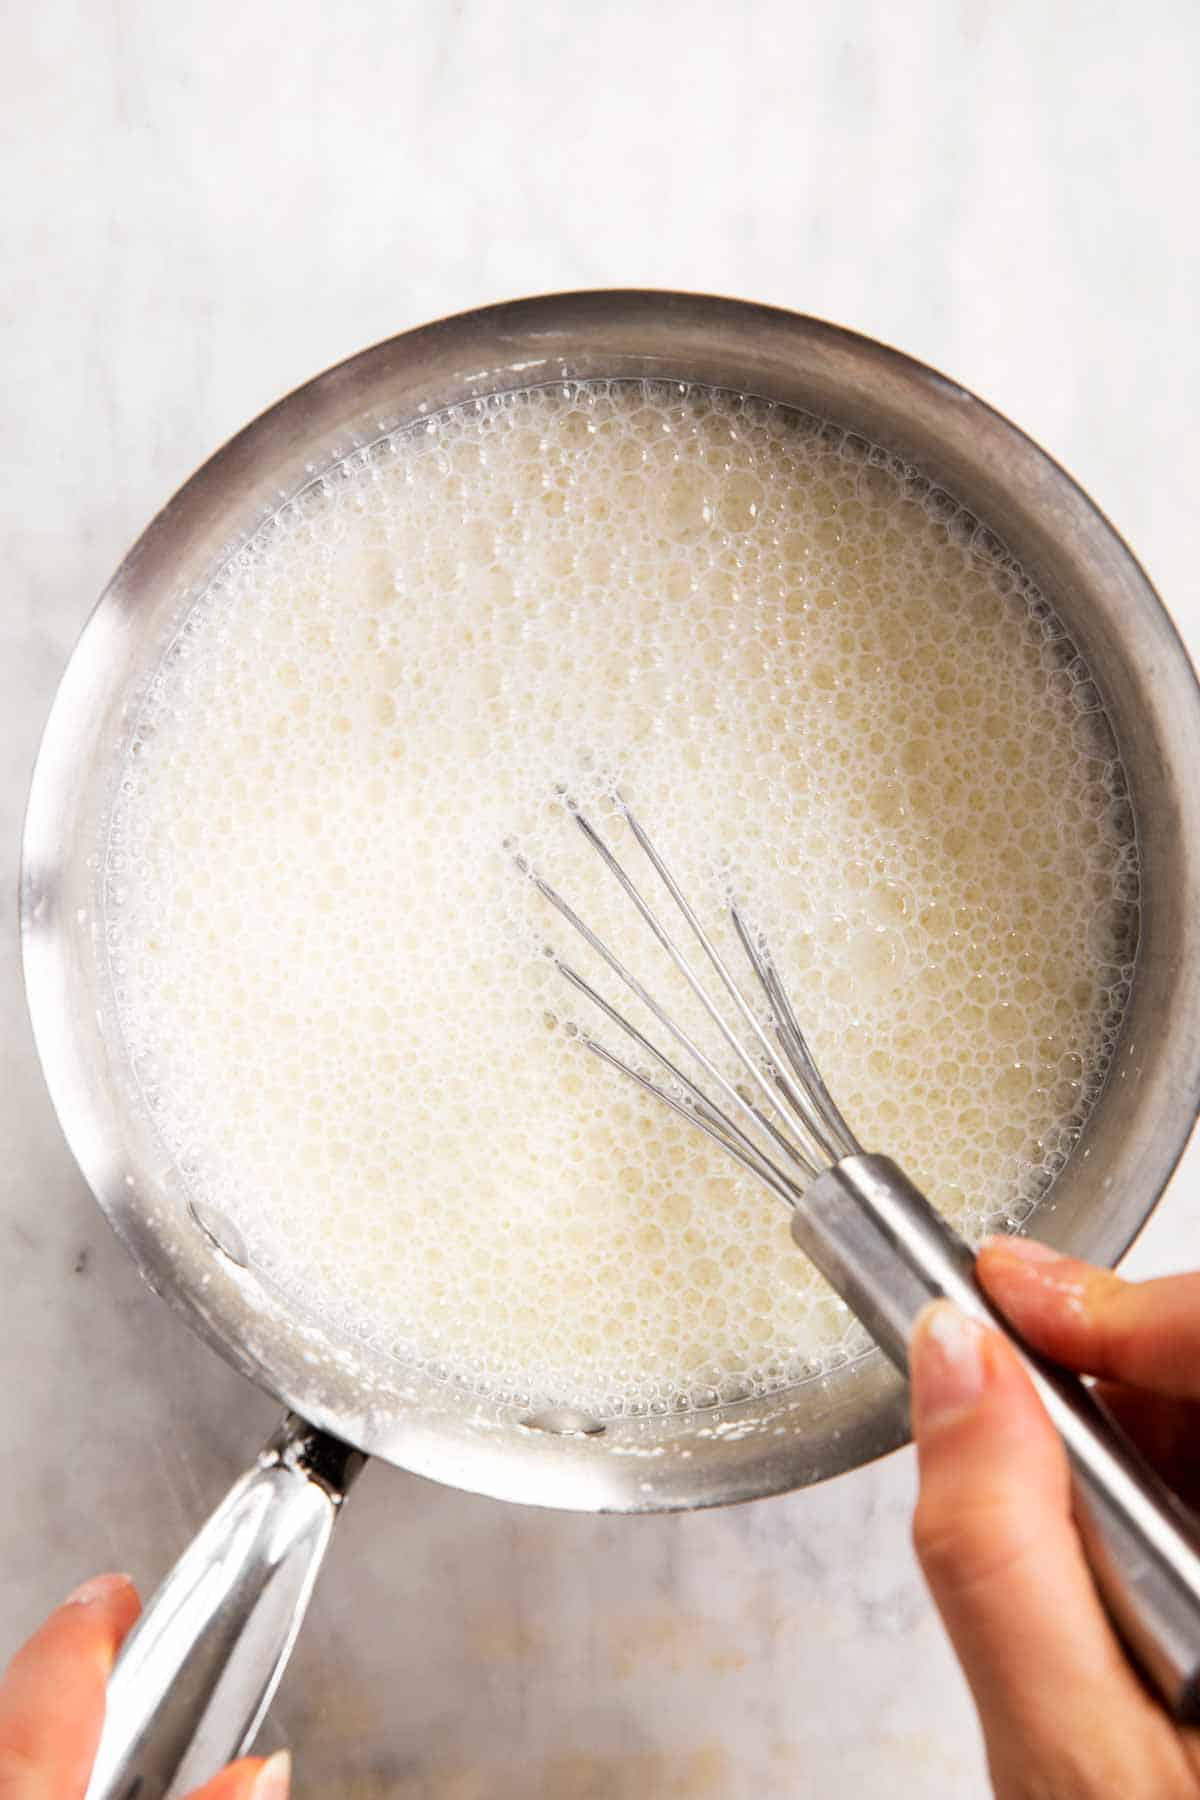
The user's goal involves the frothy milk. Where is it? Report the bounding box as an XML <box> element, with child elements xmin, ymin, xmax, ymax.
<box><xmin>106</xmin><ymin>381</ymin><xmax>1137</xmax><ymax>1413</ymax></box>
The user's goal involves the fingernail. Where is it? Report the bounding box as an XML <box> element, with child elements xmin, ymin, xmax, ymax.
<box><xmin>252</xmin><ymin>1750</ymin><xmax>292</xmax><ymax>1800</ymax></box>
<box><xmin>983</xmin><ymin>1234</ymin><xmax>1064</xmax><ymax>1263</ymax></box>
<box><xmin>911</xmin><ymin>1301</ymin><xmax>989</xmax><ymax>1427</ymax></box>
<box><xmin>66</xmin><ymin>1573</ymin><xmax>134</xmax><ymax>1607</ymax></box>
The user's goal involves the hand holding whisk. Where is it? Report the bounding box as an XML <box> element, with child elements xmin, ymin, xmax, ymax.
<box><xmin>517</xmin><ymin>795</ymin><xmax>1200</xmax><ymax>1720</ymax></box>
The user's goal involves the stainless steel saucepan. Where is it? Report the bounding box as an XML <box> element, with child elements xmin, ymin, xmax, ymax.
<box><xmin>21</xmin><ymin>292</ymin><xmax>1200</xmax><ymax>1799</ymax></box>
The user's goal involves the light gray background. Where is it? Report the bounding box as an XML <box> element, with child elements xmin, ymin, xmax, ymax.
<box><xmin>3</xmin><ymin>3</ymin><xmax>1198</xmax><ymax>1795</ymax></box>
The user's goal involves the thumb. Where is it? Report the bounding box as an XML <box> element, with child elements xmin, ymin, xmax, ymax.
<box><xmin>186</xmin><ymin>1750</ymin><xmax>292</xmax><ymax>1800</ymax></box>
<box><xmin>0</xmin><ymin>1574</ymin><xmax>291</xmax><ymax>1800</ymax></box>
<box><xmin>909</xmin><ymin>1302</ymin><xmax>1188</xmax><ymax>1796</ymax></box>
<box><xmin>0</xmin><ymin>1574</ymin><xmax>140</xmax><ymax>1798</ymax></box>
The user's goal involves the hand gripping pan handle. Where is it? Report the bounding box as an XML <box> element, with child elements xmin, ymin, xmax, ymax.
<box><xmin>85</xmin><ymin>1415</ymin><xmax>364</xmax><ymax>1800</ymax></box>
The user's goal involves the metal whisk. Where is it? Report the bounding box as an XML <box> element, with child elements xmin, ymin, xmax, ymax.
<box><xmin>519</xmin><ymin>796</ymin><xmax>1200</xmax><ymax>1722</ymax></box>
<box><xmin>521</xmin><ymin>795</ymin><xmax>858</xmax><ymax>1201</ymax></box>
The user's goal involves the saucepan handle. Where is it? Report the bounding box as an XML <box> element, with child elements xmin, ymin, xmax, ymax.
<box><xmin>794</xmin><ymin>1152</ymin><xmax>1200</xmax><ymax>1722</ymax></box>
<box><xmin>85</xmin><ymin>1414</ymin><xmax>365</xmax><ymax>1800</ymax></box>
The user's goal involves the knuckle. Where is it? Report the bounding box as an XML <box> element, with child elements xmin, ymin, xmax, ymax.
<box><xmin>0</xmin><ymin>1742</ymin><xmax>43</xmax><ymax>1794</ymax></box>
<box><xmin>992</xmin><ymin>1736</ymin><xmax>1200</xmax><ymax>1800</ymax></box>
<box><xmin>912</xmin><ymin>1493</ymin><xmax>1039</xmax><ymax>1602</ymax></box>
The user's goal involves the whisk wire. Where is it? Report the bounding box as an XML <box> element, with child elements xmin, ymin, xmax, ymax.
<box><xmin>555</xmin><ymin>952</ymin><xmax>816</xmax><ymax>1189</ymax></box>
<box><xmin>528</xmin><ymin>853</ymin><xmax>818</xmax><ymax>1180</ymax></box>
<box><xmin>570</xmin><ymin>805</ymin><xmax>837</xmax><ymax>1171</ymax></box>
<box><xmin>607</xmin><ymin>803</ymin><xmax>847</xmax><ymax>1163</ymax></box>
<box><xmin>520</xmin><ymin>801</ymin><xmax>870</xmax><ymax>1192</ymax></box>
<box><xmin>728</xmin><ymin>903</ymin><xmax>860</xmax><ymax>1160</ymax></box>
<box><xmin>579</xmin><ymin>1033</ymin><xmax>805</xmax><ymax>1212</ymax></box>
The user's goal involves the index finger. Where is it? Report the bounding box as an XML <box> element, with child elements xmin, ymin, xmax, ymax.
<box><xmin>978</xmin><ymin>1237</ymin><xmax>1200</xmax><ymax>1398</ymax></box>
<box><xmin>0</xmin><ymin>1574</ymin><xmax>140</xmax><ymax>1798</ymax></box>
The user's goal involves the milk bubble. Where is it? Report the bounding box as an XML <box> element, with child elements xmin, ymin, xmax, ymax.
<box><xmin>107</xmin><ymin>380</ymin><xmax>1137</xmax><ymax>1414</ymax></box>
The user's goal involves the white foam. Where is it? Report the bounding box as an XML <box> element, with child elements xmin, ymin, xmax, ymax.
<box><xmin>105</xmin><ymin>381</ymin><xmax>1137</xmax><ymax>1414</ymax></box>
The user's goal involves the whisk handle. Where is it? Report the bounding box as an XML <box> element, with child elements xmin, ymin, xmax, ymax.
<box><xmin>795</xmin><ymin>1152</ymin><xmax>1200</xmax><ymax>1722</ymax></box>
